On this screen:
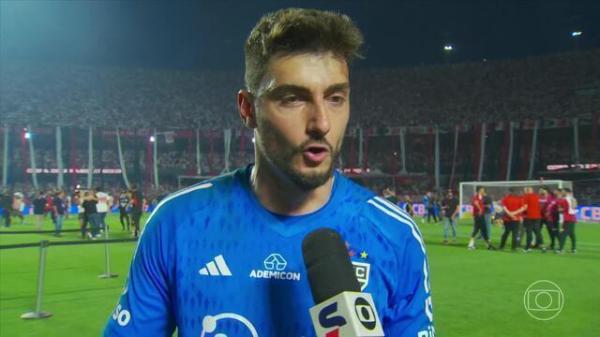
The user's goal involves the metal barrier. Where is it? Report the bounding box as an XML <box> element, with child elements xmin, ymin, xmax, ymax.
<box><xmin>0</xmin><ymin>236</ymin><xmax>137</xmax><ymax>320</ymax></box>
<box><xmin>20</xmin><ymin>240</ymin><xmax>52</xmax><ymax>320</ymax></box>
<box><xmin>0</xmin><ymin>229</ymin><xmax>80</xmax><ymax>235</ymax></box>
<box><xmin>99</xmin><ymin>228</ymin><xmax>119</xmax><ymax>279</ymax></box>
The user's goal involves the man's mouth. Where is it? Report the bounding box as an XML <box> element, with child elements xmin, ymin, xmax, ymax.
<box><xmin>302</xmin><ymin>144</ymin><xmax>330</xmax><ymax>164</ymax></box>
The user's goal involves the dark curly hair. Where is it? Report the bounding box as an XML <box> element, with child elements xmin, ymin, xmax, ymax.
<box><xmin>244</xmin><ymin>8</ymin><xmax>364</xmax><ymax>94</ymax></box>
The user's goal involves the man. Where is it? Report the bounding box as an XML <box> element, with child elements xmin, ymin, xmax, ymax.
<box><xmin>12</xmin><ymin>191</ymin><xmax>25</xmax><ymax>225</ymax></box>
<box><xmin>557</xmin><ymin>188</ymin><xmax>577</xmax><ymax>253</ymax></box>
<box><xmin>64</xmin><ymin>191</ymin><xmax>71</xmax><ymax>220</ymax></box>
<box><xmin>104</xmin><ymin>9</ymin><xmax>433</xmax><ymax>337</ymax></box>
<box><xmin>441</xmin><ymin>189</ymin><xmax>459</xmax><ymax>243</ymax></box>
<box><xmin>52</xmin><ymin>191</ymin><xmax>66</xmax><ymax>237</ymax></box>
<box><xmin>468</xmin><ymin>186</ymin><xmax>495</xmax><ymax>250</ymax></box>
<box><xmin>402</xmin><ymin>194</ymin><xmax>415</xmax><ymax>217</ymax></box>
<box><xmin>45</xmin><ymin>190</ymin><xmax>56</xmax><ymax>226</ymax></box>
<box><xmin>1</xmin><ymin>189</ymin><xmax>12</xmax><ymax>227</ymax></box>
<box><xmin>499</xmin><ymin>187</ymin><xmax>526</xmax><ymax>251</ymax></box>
<box><xmin>522</xmin><ymin>186</ymin><xmax>544</xmax><ymax>252</ymax></box>
<box><xmin>118</xmin><ymin>189</ymin><xmax>131</xmax><ymax>231</ymax></box>
<box><xmin>433</xmin><ymin>193</ymin><xmax>442</xmax><ymax>222</ymax></box>
<box><xmin>32</xmin><ymin>191</ymin><xmax>47</xmax><ymax>229</ymax></box>
<box><xmin>82</xmin><ymin>190</ymin><xmax>101</xmax><ymax>239</ymax></box>
<box><xmin>96</xmin><ymin>187</ymin><xmax>111</xmax><ymax>231</ymax></box>
<box><xmin>423</xmin><ymin>191</ymin><xmax>438</xmax><ymax>223</ymax></box>
<box><xmin>541</xmin><ymin>188</ymin><xmax>559</xmax><ymax>250</ymax></box>
<box><xmin>129</xmin><ymin>184</ymin><xmax>143</xmax><ymax>239</ymax></box>
<box><xmin>482</xmin><ymin>191</ymin><xmax>494</xmax><ymax>241</ymax></box>
<box><xmin>383</xmin><ymin>186</ymin><xmax>399</xmax><ymax>205</ymax></box>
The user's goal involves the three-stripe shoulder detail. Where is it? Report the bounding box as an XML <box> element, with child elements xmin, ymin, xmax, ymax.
<box><xmin>366</xmin><ymin>196</ymin><xmax>426</xmax><ymax>254</ymax></box>
<box><xmin>133</xmin><ymin>182</ymin><xmax>214</xmax><ymax>258</ymax></box>
<box><xmin>144</xmin><ymin>182</ymin><xmax>214</xmax><ymax>226</ymax></box>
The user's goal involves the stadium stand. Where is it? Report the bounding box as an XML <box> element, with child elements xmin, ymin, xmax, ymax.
<box><xmin>1</xmin><ymin>50</ymin><xmax>599</xmax><ymax>128</ymax></box>
<box><xmin>1</xmin><ymin>50</ymin><xmax>599</xmax><ymax>204</ymax></box>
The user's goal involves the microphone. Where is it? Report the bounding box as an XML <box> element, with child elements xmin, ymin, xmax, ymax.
<box><xmin>302</xmin><ymin>228</ymin><xmax>384</xmax><ymax>337</ymax></box>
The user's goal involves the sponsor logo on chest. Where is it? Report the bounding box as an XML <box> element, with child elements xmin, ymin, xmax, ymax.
<box><xmin>249</xmin><ymin>253</ymin><xmax>301</xmax><ymax>281</ymax></box>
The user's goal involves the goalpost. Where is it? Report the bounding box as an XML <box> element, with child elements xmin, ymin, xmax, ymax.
<box><xmin>458</xmin><ymin>180</ymin><xmax>572</xmax><ymax>218</ymax></box>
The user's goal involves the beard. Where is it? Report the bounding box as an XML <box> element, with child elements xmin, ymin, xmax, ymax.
<box><xmin>255</xmin><ymin>119</ymin><xmax>342</xmax><ymax>191</ymax></box>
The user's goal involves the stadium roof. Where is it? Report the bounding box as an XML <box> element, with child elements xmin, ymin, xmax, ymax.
<box><xmin>1</xmin><ymin>0</ymin><xmax>598</xmax><ymax>70</ymax></box>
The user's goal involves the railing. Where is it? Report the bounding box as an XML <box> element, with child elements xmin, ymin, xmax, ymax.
<box><xmin>0</xmin><ymin>231</ymin><xmax>137</xmax><ymax>320</ymax></box>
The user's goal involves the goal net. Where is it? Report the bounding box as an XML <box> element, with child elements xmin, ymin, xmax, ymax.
<box><xmin>458</xmin><ymin>180</ymin><xmax>573</xmax><ymax>217</ymax></box>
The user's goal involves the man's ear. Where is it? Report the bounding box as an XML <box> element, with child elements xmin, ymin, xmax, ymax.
<box><xmin>237</xmin><ymin>90</ymin><xmax>257</xmax><ymax>129</ymax></box>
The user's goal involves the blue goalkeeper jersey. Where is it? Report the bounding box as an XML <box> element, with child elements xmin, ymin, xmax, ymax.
<box><xmin>103</xmin><ymin>166</ymin><xmax>434</xmax><ymax>337</ymax></box>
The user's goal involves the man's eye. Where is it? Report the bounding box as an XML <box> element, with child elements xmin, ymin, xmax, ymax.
<box><xmin>281</xmin><ymin>95</ymin><xmax>300</xmax><ymax>103</ymax></box>
<box><xmin>328</xmin><ymin>95</ymin><xmax>346</xmax><ymax>104</ymax></box>
<box><xmin>281</xmin><ymin>95</ymin><xmax>302</xmax><ymax>105</ymax></box>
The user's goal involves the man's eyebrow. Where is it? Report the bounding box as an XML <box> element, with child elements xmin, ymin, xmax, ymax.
<box><xmin>264</xmin><ymin>83</ymin><xmax>350</xmax><ymax>98</ymax></box>
<box><xmin>264</xmin><ymin>84</ymin><xmax>311</xmax><ymax>98</ymax></box>
<box><xmin>324</xmin><ymin>82</ymin><xmax>350</xmax><ymax>96</ymax></box>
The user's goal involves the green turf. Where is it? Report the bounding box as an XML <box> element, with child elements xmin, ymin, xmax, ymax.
<box><xmin>1</xmin><ymin>214</ymin><xmax>599</xmax><ymax>337</ymax></box>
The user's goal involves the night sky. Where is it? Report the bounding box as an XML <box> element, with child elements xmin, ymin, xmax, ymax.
<box><xmin>1</xmin><ymin>0</ymin><xmax>599</xmax><ymax>70</ymax></box>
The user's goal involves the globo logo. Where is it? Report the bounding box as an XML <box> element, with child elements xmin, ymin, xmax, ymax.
<box><xmin>318</xmin><ymin>302</ymin><xmax>347</xmax><ymax>337</ymax></box>
<box><xmin>354</xmin><ymin>297</ymin><xmax>376</xmax><ymax>330</ymax></box>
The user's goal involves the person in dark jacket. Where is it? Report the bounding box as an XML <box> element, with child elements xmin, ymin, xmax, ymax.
<box><xmin>129</xmin><ymin>184</ymin><xmax>144</xmax><ymax>239</ymax></box>
<box><xmin>81</xmin><ymin>191</ymin><xmax>101</xmax><ymax>239</ymax></box>
<box><xmin>1</xmin><ymin>190</ymin><xmax>12</xmax><ymax>228</ymax></box>
<box><xmin>32</xmin><ymin>191</ymin><xmax>47</xmax><ymax>229</ymax></box>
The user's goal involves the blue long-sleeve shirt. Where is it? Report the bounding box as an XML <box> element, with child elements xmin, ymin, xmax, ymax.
<box><xmin>104</xmin><ymin>166</ymin><xmax>434</xmax><ymax>337</ymax></box>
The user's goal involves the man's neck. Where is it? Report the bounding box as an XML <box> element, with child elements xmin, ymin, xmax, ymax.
<box><xmin>250</xmin><ymin>161</ymin><xmax>334</xmax><ymax>216</ymax></box>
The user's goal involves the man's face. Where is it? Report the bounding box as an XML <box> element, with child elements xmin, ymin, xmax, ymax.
<box><xmin>253</xmin><ymin>52</ymin><xmax>350</xmax><ymax>190</ymax></box>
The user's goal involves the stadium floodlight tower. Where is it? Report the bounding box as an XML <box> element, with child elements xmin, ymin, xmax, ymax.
<box><xmin>458</xmin><ymin>180</ymin><xmax>572</xmax><ymax>217</ymax></box>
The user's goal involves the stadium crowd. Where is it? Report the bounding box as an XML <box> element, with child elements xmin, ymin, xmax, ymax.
<box><xmin>1</xmin><ymin>50</ymin><xmax>598</xmax><ymax>129</ymax></box>
<box><xmin>1</xmin><ymin>50</ymin><xmax>598</xmax><ymax>222</ymax></box>
<box><xmin>376</xmin><ymin>184</ymin><xmax>582</xmax><ymax>255</ymax></box>
<box><xmin>0</xmin><ymin>184</ymin><xmax>152</xmax><ymax>239</ymax></box>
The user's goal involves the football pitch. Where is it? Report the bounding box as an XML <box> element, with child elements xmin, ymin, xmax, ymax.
<box><xmin>1</xmin><ymin>214</ymin><xmax>599</xmax><ymax>337</ymax></box>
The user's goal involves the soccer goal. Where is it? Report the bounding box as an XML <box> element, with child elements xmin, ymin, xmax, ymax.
<box><xmin>458</xmin><ymin>180</ymin><xmax>573</xmax><ymax>217</ymax></box>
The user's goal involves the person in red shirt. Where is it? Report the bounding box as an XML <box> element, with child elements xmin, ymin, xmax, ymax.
<box><xmin>129</xmin><ymin>184</ymin><xmax>144</xmax><ymax>239</ymax></box>
<box><xmin>523</xmin><ymin>186</ymin><xmax>544</xmax><ymax>252</ymax></box>
<box><xmin>45</xmin><ymin>191</ymin><xmax>57</xmax><ymax>226</ymax></box>
<box><xmin>557</xmin><ymin>188</ymin><xmax>578</xmax><ymax>253</ymax></box>
<box><xmin>499</xmin><ymin>187</ymin><xmax>526</xmax><ymax>251</ymax></box>
<box><xmin>468</xmin><ymin>186</ymin><xmax>495</xmax><ymax>250</ymax></box>
<box><xmin>540</xmin><ymin>187</ymin><xmax>559</xmax><ymax>250</ymax></box>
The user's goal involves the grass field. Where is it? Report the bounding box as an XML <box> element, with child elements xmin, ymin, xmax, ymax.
<box><xmin>1</xmin><ymin>214</ymin><xmax>599</xmax><ymax>337</ymax></box>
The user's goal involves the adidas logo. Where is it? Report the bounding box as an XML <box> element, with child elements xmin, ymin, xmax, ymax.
<box><xmin>199</xmin><ymin>255</ymin><xmax>232</xmax><ymax>277</ymax></box>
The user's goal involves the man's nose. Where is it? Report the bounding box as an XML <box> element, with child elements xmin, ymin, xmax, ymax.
<box><xmin>306</xmin><ymin>100</ymin><xmax>331</xmax><ymax>138</ymax></box>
